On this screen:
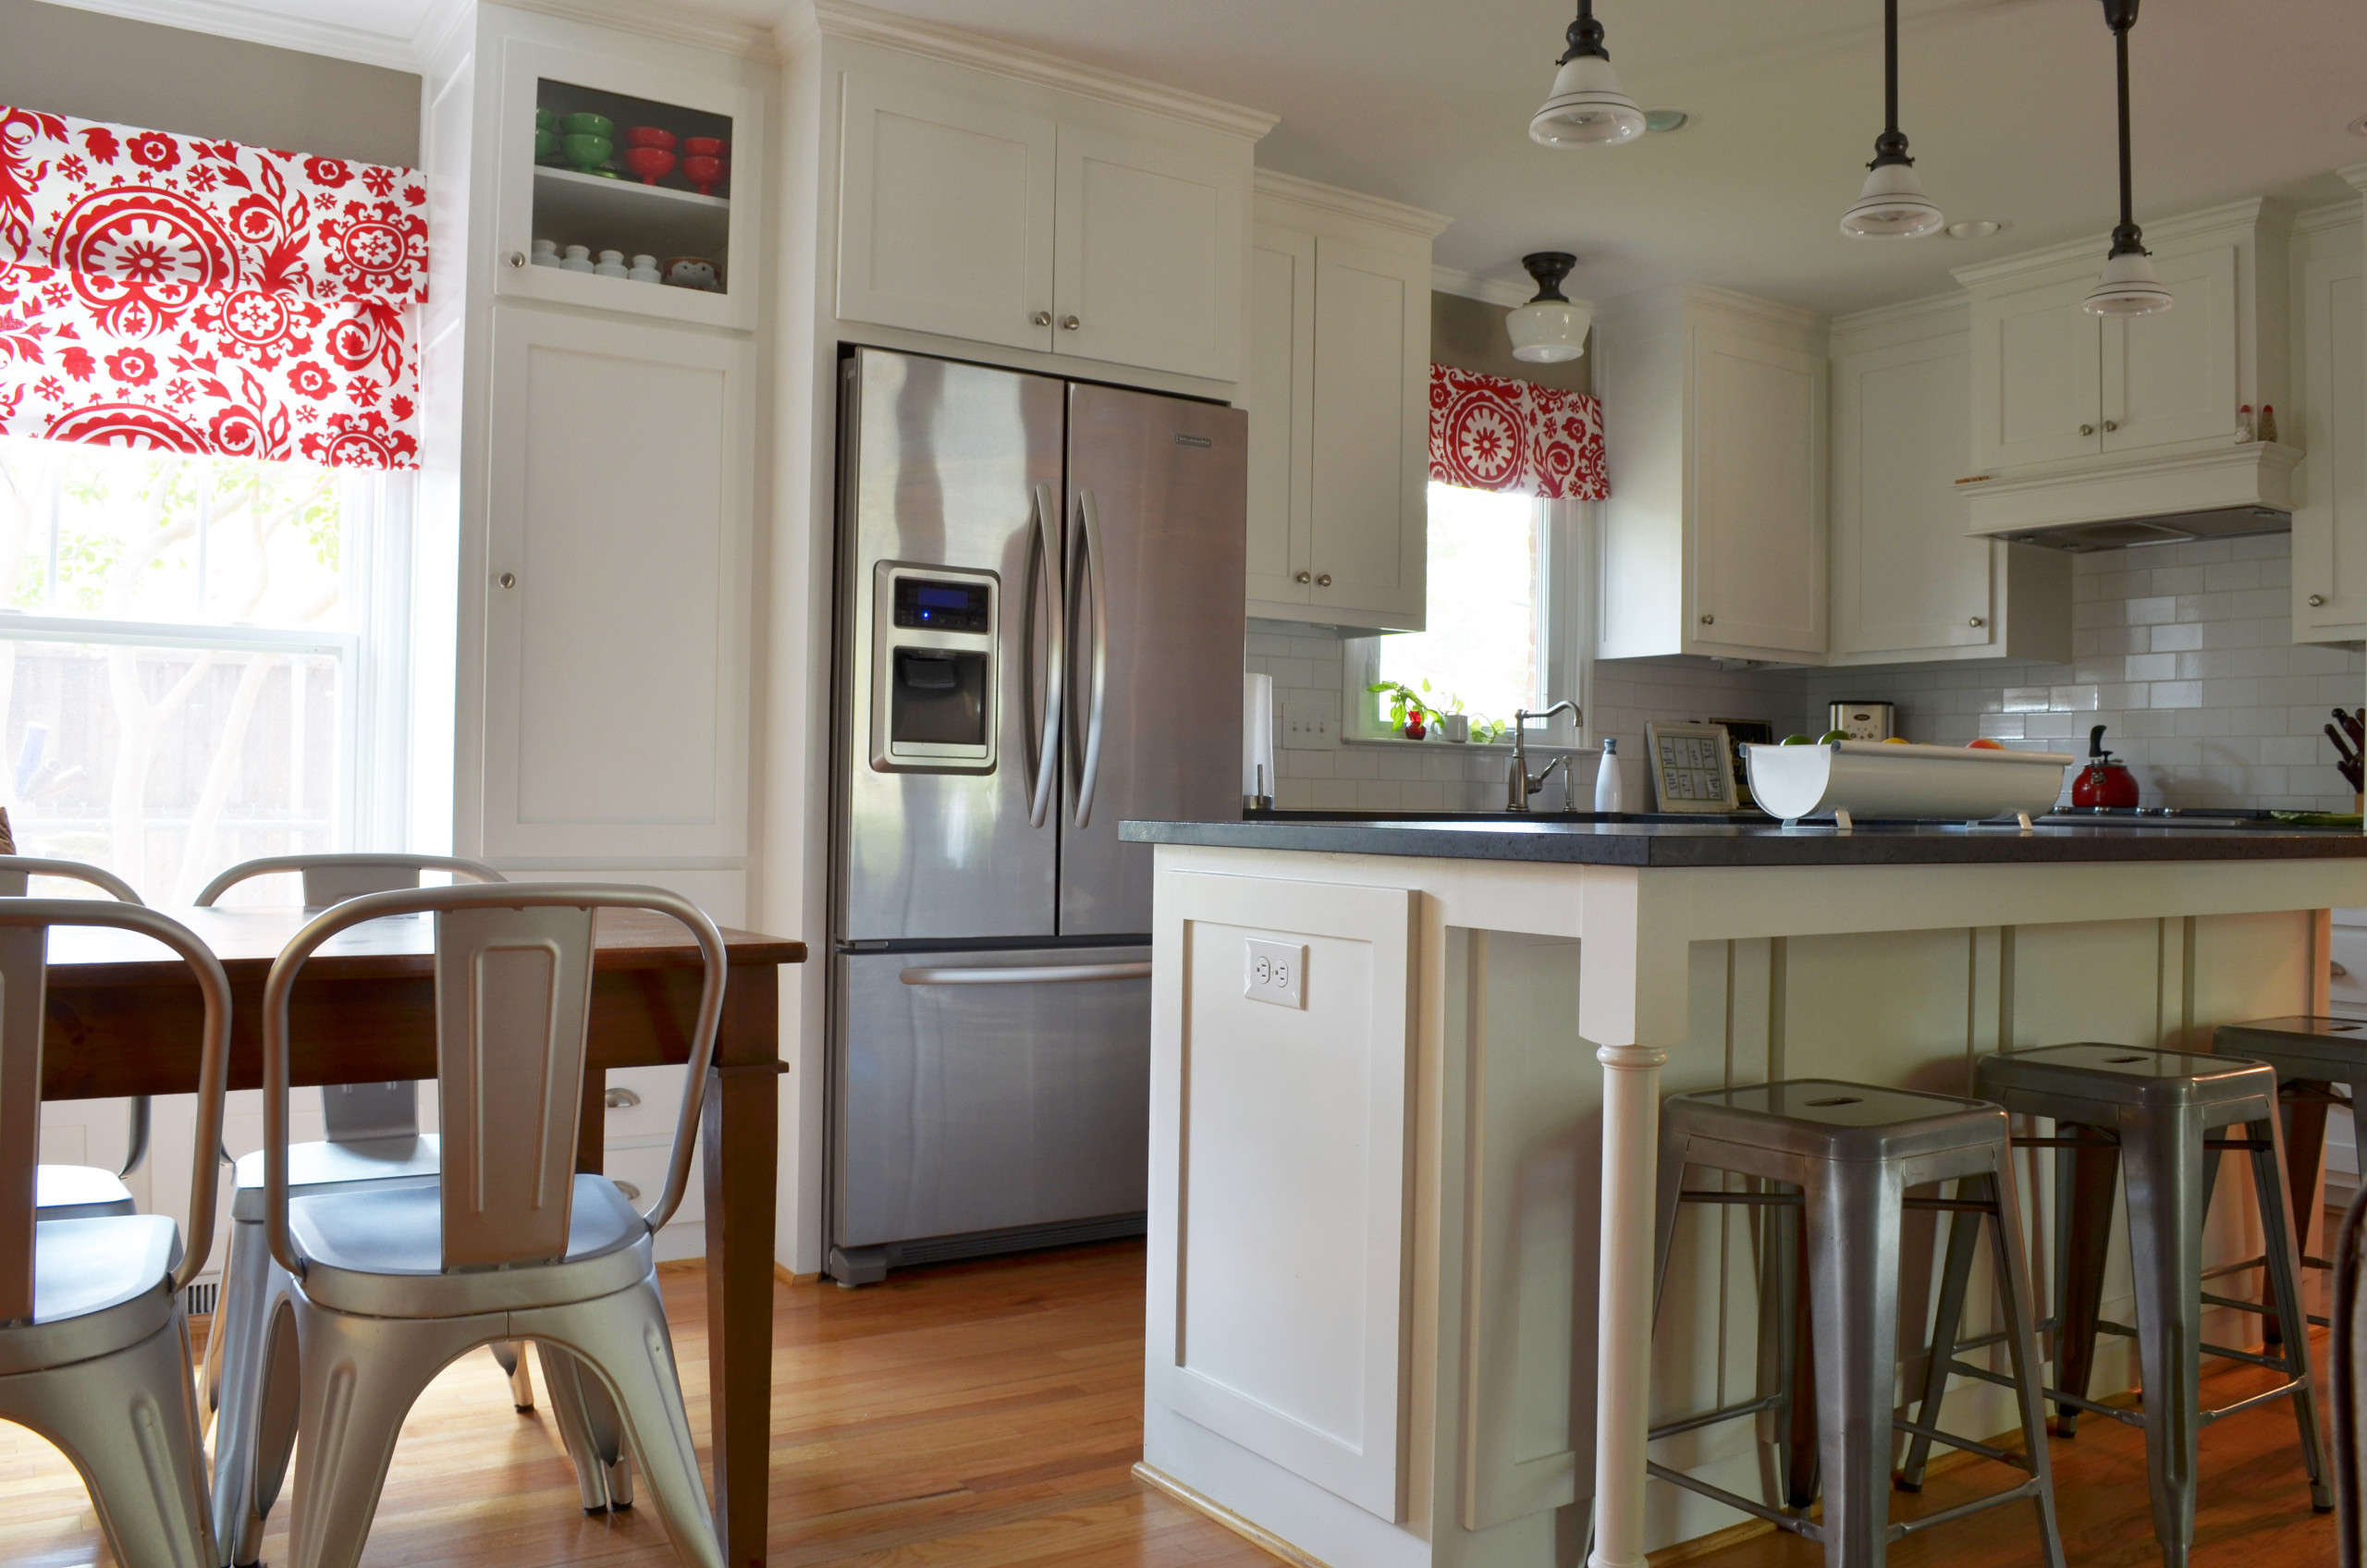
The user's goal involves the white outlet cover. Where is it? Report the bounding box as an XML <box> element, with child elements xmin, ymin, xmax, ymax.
<box><xmin>1244</xmin><ymin>937</ymin><xmax>1306</xmax><ymax>1009</ymax></box>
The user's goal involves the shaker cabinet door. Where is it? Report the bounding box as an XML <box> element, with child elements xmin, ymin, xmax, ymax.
<box><xmin>2101</xmin><ymin>243</ymin><xmax>2238</xmax><ymax>455</ymax></box>
<box><xmin>1689</xmin><ymin>325</ymin><xmax>1825</xmax><ymax>655</ymax></box>
<box><xmin>1305</xmin><ymin>236</ymin><xmax>1429</xmax><ymax>631</ymax></box>
<box><xmin>2294</xmin><ymin>246</ymin><xmax>2367</xmax><ymax>641</ymax></box>
<box><xmin>1051</xmin><ymin>123</ymin><xmax>1244</xmax><ymax>382</ymax></box>
<box><xmin>481</xmin><ymin>307</ymin><xmax>752</xmax><ymax>860</ymax></box>
<box><xmin>837</xmin><ymin>72</ymin><xmax>1057</xmax><ymax>352</ymax></box>
<box><xmin>1970</xmin><ymin>276</ymin><xmax>2102</xmax><ymax>472</ymax></box>
<box><xmin>1244</xmin><ymin>225</ymin><xmax>1315</xmax><ymax>609</ymax></box>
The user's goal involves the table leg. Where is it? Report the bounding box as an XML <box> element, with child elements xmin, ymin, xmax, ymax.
<box><xmin>703</xmin><ymin>964</ymin><xmax>781</xmax><ymax>1568</ymax></box>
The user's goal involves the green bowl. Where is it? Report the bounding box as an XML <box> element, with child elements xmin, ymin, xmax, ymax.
<box><xmin>560</xmin><ymin>133</ymin><xmax>612</xmax><ymax>172</ymax></box>
<box><xmin>534</xmin><ymin>108</ymin><xmax>558</xmax><ymax>131</ymax></box>
<box><xmin>559</xmin><ymin>113</ymin><xmax>614</xmax><ymax>139</ymax></box>
<box><xmin>534</xmin><ymin>129</ymin><xmax>558</xmax><ymax>161</ymax></box>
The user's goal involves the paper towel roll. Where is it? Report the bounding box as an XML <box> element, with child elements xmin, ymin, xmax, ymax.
<box><xmin>1243</xmin><ymin>672</ymin><xmax>1276</xmax><ymax>806</ymax></box>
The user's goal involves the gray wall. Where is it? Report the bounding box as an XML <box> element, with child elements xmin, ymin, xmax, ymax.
<box><xmin>1430</xmin><ymin>289</ymin><xmax>1592</xmax><ymax>396</ymax></box>
<box><xmin>0</xmin><ymin>0</ymin><xmax>419</xmax><ymax>166</ymax></box>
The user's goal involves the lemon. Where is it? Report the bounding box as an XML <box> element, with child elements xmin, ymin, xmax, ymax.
<box><xmin>1883</xmin><ymin>736</ymin><xmax>1909</xmax><ymax>744</ymax></box>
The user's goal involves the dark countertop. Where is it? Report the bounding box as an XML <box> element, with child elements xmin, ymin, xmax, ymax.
<box><xmin>1120</xmin><ymin>815</ymin><xmax>2367</xmax><ymax>868</ymax></box>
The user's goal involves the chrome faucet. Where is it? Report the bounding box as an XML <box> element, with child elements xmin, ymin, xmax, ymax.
<box><xmin>1506</xmin><ymin>700</ymin><xmax>1581</xmax><ymax>812</ymax></box>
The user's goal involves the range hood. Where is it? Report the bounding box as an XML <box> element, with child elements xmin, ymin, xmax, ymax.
<box><xmin>1966</xmin><ymin>442</ymin><xmax>2300</xmax><ymax>552</ymax></box>
<box><xmin>1993</xmin><ymin>504</ymin><xmax>2289</xmax><ymax>553</ymax></box>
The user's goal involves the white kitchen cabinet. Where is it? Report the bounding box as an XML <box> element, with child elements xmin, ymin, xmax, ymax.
<box><xmin>2103</xmin><ymin>244</ymin><xmax>2240</xmax><ymax>454</ymax></box>
<box><xmin>835</xmin><ymin>73</ymin><xmax>1055</xmax><ymax>353</ymax></box>
<box><xmin>835</xmin><ymin>61</ymin><xmax>1252</xmax><ymax>382</ymax></box>
<box><xmin>1829</xmin><ymin>297</ymin><xmax>2070</xmax><ymax>663</ymax></box>
<box><xmin>479</xmin><ymin>305</ymin><xmax>754</xmax><ymax>862</ymax></box>
<box><xmin>1241</xmin><ymin>173</ymin><xmax>1447</xmax><ymax>631</ymax></box>
<box><xmin>2292</xmin><ymin>191</ymin><xmax>2366</xmax><ymax>642</ymax></box>
<box><xmin>1596</xmin><ymin>284</ymin><xmax>1828</xmax><ymax>661</ymax></box>
<box><xmin>1969</xmin><ymin>275</ymin><xmax>2103</xmax><ymax>472</ymax></box>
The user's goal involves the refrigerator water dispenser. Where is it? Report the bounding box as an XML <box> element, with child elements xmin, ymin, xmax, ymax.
<box><xmin>870</xmin><ymin>562</ymin><xmax>999</xmax><ymax>773</ymax></box>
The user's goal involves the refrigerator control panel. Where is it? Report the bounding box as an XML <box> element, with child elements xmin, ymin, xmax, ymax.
<box><xmin>870</xmin><ymin>562</ymin><xmax>1000</xmax><ymax>774</ymax></box>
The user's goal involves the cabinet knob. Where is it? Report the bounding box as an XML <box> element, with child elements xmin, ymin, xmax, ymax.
<box><xmin>1060</xmin><ymin>314</ymin><xmax>1081</xmax><ymax>330</ymax></box>
<box><xmin>605</xmin><ymin>1086</ymin><xmax>642</xmax><ymax>1109</ymax></box>
<box><xmin>2310</xmin><ymin>594</ymin><xmax>2328</xmax><ymax>607</ymax></box>
<box><xmin>506</xmin><ymin>251</ymin><xmax>525</xmax><ymax>269</ymax></box>
<box><xmin>2079</xmin><ymin>423</ymin><xmax>2095</xmax><ymax>436</ymax></box>
<box><xmin>1968</xmin><ymin>616</ymin><xmax>1986</xmax><ymax>628</ymax></box>
<box><xmin>2103</xmin><ymin>419</ymin><xmax>2118</xmax><ymax>433</ymax></box>
<box><xmin>1294</xmin><ymin>570</ymin><xmax>1311</xmax><ymax>584</ymax></box>
<box><xmin>497</xmin><ymin>572</ymin><xmax>517</xmax><ymax>590</ymax></box>
<box><xmin>1699</xmin><ymin>613</ymin><xmax>1714</xmax><ymax>626</ymax></box>
<box><xmin>1032</xmin><ymin>311</ymin><xmax>1052</xmax><ymax>326</ymax></box>
<box><xmin>1316</xmin><ymin>573</ymin><xmax>1332</xmax><ymax>587</ymax></box>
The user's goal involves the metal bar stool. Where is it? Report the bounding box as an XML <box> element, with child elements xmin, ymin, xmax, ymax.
<box><xmin>2214</xmin><ymin>1016</ymin><xmax>2367</xmax><ymax>1341</ymax></box>
<box><xmin>1651</xmin><ymin>1080</ymin><xmax>2065</xmax><ymax>1568</ymax></box>
<box><xmin>1952</xmin><ymin>1043</ymin><xmax>2331</xmax><ymax>1568</ymax></box>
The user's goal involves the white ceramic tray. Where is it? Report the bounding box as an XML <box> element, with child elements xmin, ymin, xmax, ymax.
<box><xmin>1742</xmin><ymin>741</ymin><xmax>2076</xmax><ymax>826</ymax></box>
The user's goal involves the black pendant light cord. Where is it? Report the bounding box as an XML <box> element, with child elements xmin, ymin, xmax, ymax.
<box><xmin>1562</xmin><ymin>0</ymin><xmax>1608</xmax><ymax>63</ymax></box>
<box><xmin>1869</xmin><ymin>0</ymin><xmax>1912</xmax><ymax>168</ymax></box>
<box><xmin>2104</xmin><ymin>0</ymin><xmax>2144</xmax><ymax>256</ymax></box>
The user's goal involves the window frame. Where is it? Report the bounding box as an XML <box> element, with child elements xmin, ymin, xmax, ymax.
<box><xmin>1341</xmin><ymin>494</ymin><xmax>1592</xmax><ymax>753</ymax></box>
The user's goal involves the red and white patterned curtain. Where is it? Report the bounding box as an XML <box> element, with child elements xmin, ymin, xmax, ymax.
<box><xmin>1428</xmin><ymin>364</ymin><xmax>1607</xmax><ymax>501</ymax></box>
<box><xmin>0</xmin><ymin>105</ymin><xmax>426</xmax><ymax>470</ymax></box>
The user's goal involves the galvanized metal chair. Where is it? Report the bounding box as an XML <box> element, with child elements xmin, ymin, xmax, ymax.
<box><xmin>2336</xmin><ymin>1185</ymin><xmax>2367</xmax><ymax>1568</ymax></box>
<box><xmin>258</xmin><ymin>882</ymin><xmax>728</xmax><ymax>1568</ymax></box>
<box><xmin>7</xmin><ymin>857</ymin><xmax>152</xmax><ymax>1223</ymax></box>
<box><xmin>0</xmin><ymin>900</ymin><xmax>232</xmax><ymax>1568</ymax></box>
<box><xmin>197</xmin><ymin>854</ymin><xmax>634</xmax><ymax>1566</ymax></box>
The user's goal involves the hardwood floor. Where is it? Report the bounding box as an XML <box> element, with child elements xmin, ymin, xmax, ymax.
<box><xmin>0</xmin><ymin>1237</ymin><xmax>2343</xmax><ymax>1567</ymax></box>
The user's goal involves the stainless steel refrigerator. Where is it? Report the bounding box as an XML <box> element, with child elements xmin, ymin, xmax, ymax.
<box><xmin>826</xmin><ymin>347</ymin><xmax>1245</xmax><ymax>1284</ymax></box>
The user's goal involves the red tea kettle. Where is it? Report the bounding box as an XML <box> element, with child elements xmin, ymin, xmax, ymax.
<box><xmin>2072</xmin><ymin>723</ymin><xmax>2140</xmax><ymax>809</ymax></box>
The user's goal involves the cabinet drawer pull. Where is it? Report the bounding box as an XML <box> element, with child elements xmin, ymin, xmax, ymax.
<box><xmin>605</xmin><ymin>1087</ymin><xmax>642</xmax><ymax>1109</ymax></box>
<box><xmin>2079</xmin><ymin>423</ymin><xmax>2095</xmax><ymax>436</ymax></box>
<box><xmin>1968</xmin><ymin>616</ymin><xmax>1986</xmax><ymax>628</ymax></box>
<box><xmin>1295</xmin><ymin>570</ymin><xmax>1311</xmax><ymax>583</ymax></box>
<box><xmin>2103</xmin><ymin>419</ymin><xmax>2118</xmax><ymax>433</ymax></box>
<box><xmin>1060</xmin><ymin>314</ymin><xmax>1081</xmax><ymax>330</ymax></box>
<box><xmin>2310</xmin><ymin>594</ymin><xmax>2328</xmax><ymax>607</ymax></box>
<box><xmin>1316</xmin><ymin>573</ymin><xmax>1331</xmax><ymax>587</ymax></box>
<box><xmin>1699</xmin><ymin>613</ymin><xmax>1714</xmax><ymax>626</ymax></box>
<box><xmin>1032</xmin><ymin>311</ymin><xmax>1052</xmax><ymax>325</ymax></box>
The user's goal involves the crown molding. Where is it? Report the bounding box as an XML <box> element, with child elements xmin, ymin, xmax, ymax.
<box><xmin>1952</xmin><ymin>197</ymin><xmax>2282</xmax><ymax>288</ymax></box>
<box><xmin>2294</xmin><ymin>197</ymin><xmax>2362</xmax><ymax>237</ymax></box>
<box><xmin>796</xmin><ymin>0</ymin><xmax>1278</xmax><ymax>141</ymax></box>
<box><xmin>2341</xmin><ymin>162</ymin><xmax>2367</xmax><ymax>196</ymax></box>
<box><xmin>1830</xmin><ymin>288</ymin><xmax>1969</xmax><ymax>338</ymax></box>
<box><xmin>1253</xmin><ymin>169</ymin><xmax>1450</xmax><ymax>240</ymax></box>
<box><xmin>30</xmin><ymin>0</ymin><xmax>429</xmax><ymax>71</ymax></box>
<box><xmin>1430</xmin><ymin>265</ymin><xmax>1531</xmax><ymax>310</ymax></box>
<box><xmin>495</xmin><ymin>0</ymin><xmax>772</xmax><ymax>58</ymax></box>
<box><xmin>1682</xmin><ymin>279</ymin><xmax>1821</xmax><ymax>335</ymax></box>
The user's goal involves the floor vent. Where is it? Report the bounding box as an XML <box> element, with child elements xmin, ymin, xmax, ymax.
<box><xmin>184</xmin><ymin>1281</ymin><xmax>218</xmax><ymax>1317</ymax></box>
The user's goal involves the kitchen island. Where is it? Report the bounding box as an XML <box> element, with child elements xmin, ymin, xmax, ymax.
<box><xmin>1120</xmin><ymin>816</ymin><xmax>2367</xmax><ymax>1568</ymax></box>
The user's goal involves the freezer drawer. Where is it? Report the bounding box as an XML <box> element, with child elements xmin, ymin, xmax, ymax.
<box><xmin>834</xmin><ymin>945</ymin><xmax>1151</xmax><ymax>1249</ymax></box>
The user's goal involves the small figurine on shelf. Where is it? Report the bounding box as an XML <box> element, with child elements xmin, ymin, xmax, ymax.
<box><xmin>2236</xmin><ymin>404</ymin><xmax>2255</xmax><ymax>443</ymax></box>
<box><xmin>628</xmin><ymin>253</ymin><xmax>662</xmax><ymax>284</ymax></box>
<box><xmin>594</xmin><ymin>249</ymin><xmax>629</xmax><ymax>278</ymax></box>
<box><xmin>661</xmin><ymin>255</ymin><xmax>722</xmax><ymax>291</ymax></box>
<box><xmin>530</xmin><ymin>239</ymin><xmax>560</xmax><ymax>269</ymax></box>
<box><xmin>560</xmin><ymin>244</ymin><xmax>595</xmax><ymax>274</ymax></box>
<box><xmin>2259</xmin><ymin>403</ymin><xmax>2278</xmax><ymax>444</ymax></box>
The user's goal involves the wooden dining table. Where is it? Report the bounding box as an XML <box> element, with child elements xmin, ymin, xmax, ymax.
<box><xmin>37</xmin><ymin>901</ymin><xmax>805</xmax><ymax>1568</ymax></box>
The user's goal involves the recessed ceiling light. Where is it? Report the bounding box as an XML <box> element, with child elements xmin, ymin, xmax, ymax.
<box><xmin>2349</xmin><ymin>114</ymin><xmax>2367</xmax><ymax>136</ymax></box>
<box><xmin>1944</xmin><ymin>219</ymin><xmax>2009</xmax><ymax>240</ymax></box>
<box><xmin>1643</xmin><ymin>108</ymin><xmax>1690</xmax><ymax>134</ymax></box>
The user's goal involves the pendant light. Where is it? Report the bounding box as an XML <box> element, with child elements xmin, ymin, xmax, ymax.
<box><xmin>1530</xmin><ymin>0</ymin><xmax>1646</xmax><ymax>148</ymax></box>
<box><xmin>2083</xmin><ymin>0</ymin><xmax>2173</xmax><ymax>315</ymax></box>
<box><xmin>1839</xmin><ymin>0</ymin><xmax>1943</xmax><ymax>238</ymax></box>
<box><xmin>1507</xmin><ymin>252</ymin><xmax>1591</xmax><ymax>363</ymax></box>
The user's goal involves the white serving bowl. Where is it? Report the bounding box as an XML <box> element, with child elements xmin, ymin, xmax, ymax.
<box><xmin>1743</xmin><ymin>741</ymin><xmax>2075</xmax><ymax>824</ymax></box>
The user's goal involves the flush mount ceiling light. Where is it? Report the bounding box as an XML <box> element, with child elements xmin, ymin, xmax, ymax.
<box><xmin>2348</xmin><ymin>113</ymin><xmax>2367</xmax><ymax>136</ymax></box>
<box><xmin>1642</xmin><ymin>108</ymin><xmax>1691</xmax><ymax>134</ymax></box>
<box><xmin>1944</xmin><ymin>218</ymin><xmax>2009</xmax><ymax>240</ymax></box>
<box><xmin>1530</xmin><ymin>0</ymin><xmax>1646</xmax><ymax>148</ymax></box>
<box><xmin>2084</xmin><ymin>0</ymin><xmax>2173</xmax><ymax>316</ymax></box>
<box><xmin>1507</xmin><ymin>252</ymin><xmax>1592</xmax><ymax>362</ymax></box>
<box><xmin>1840</xmin><ymin>0</ymin><xmax>1943</xmax><ymax>238</ymax></box>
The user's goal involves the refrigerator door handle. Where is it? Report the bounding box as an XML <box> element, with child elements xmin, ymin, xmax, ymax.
<box><xmin>1024</xmin><ymin>482</ymin><xmax>1065</xmax><ymax>829</ymax></box>
<box><xmin>899</xmin><ymin>961</ymin><xmax>1152</xmax><ymax>986</ymax></box>
<box><xmin>1070</xmin><ymin>486</ymin><xmax>1110</xmax><ymax>829</ymax></box>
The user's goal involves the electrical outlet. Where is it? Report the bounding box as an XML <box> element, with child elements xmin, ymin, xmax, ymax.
<box><xmin>1282</xmin><ymin>703</ymin><xmax>1333</xmax><ymax>749</ymax></box>
<box><xmin>1244</xmin><ymin>937</ymin><xmax>1306</xmax><ymax>1009</ymax></box>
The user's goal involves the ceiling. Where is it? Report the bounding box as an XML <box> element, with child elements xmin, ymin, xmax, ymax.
<box><xmin>54</xmin><ymin>0</ymin><xmax>2367</xmax><ymax>318</ymax></box>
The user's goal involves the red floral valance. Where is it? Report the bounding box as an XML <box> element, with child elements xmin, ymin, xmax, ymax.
<box><xmin>0</xmin><ymin>105</ymin><xmax>426</xmax><ymax>470</ymax></box>
<box><xmin>1429</xmin><ymin>364</ymin><xmax>1607</xmax><ymax>501</ymax></box>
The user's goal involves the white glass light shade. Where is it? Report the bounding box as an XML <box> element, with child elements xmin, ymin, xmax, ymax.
<box><xmin>1530</xmin><ymin>55</ymin><xmax>1646</xmax><ymax>147</ymax></box>
<box><xmin>1508</xmin><ymin>297</ymin><xmax>1593</xmax><ymax>362</ymax></box>
<box><xmin>1839</xmin><ymin>161</ymin><xmax>1944</xmax><ymax>239</ymax></box>
<box><xmin>2083</xmin><ymin>248</ymin><xmax>2174</xmax><ymax>316</ymax></box>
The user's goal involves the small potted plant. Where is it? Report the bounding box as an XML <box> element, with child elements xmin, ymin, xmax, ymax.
<box><xmin>1368</xmin><ymin>680</ymin><xmax>1435</xmax><ymax>740</ymax></box>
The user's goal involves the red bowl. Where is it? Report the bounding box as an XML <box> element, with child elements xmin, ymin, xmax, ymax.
<box><xmin>621</xmin><ymin>125</ymin><xmax>677</xmax><ymax>152</ymax></box>
<box><xmin>681</xmin><ymin>136</ymin><xmax>729</xmax><ymax>158</ymax></box>
<box><xmin>681</xmin><ymin>154</ymin><xmax>725</xmax><ymax>195</ymax></box>
<box><xmin>621</xmin><ymin>146</ymin><xmax>677</xmax><ymax>184</ymax></box>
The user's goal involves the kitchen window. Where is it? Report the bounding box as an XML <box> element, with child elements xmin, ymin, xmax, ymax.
<box><xmin>1345</xmin><ymin>483</ymin><xmax>1587</xmax><ymax>745</ymax></box>
<box><xmin>0</xmin><ymin>436</ymin><xmax>415</xmax><ymax>902</ymax></box>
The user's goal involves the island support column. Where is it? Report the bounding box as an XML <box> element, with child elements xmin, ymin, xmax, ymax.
<box><xmin>1582</xmin><ymin>872</ymin><xmax>1692</xmax><ymax>1568</ymax></box>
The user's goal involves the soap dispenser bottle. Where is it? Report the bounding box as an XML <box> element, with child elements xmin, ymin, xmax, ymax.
<box><xmin>1593</xmin><ymin>738</ymin><xmax>1625</xmax><ymax>815</ymax></box>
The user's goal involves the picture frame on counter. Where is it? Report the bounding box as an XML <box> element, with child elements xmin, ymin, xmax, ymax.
<box><xmin>1645</xmin><ymin>719</ymin><xmax>1740</xmax><ymax>814</ymax></box>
